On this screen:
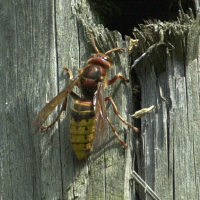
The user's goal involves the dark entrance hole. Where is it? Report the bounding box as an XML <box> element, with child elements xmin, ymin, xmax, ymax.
<box><xmin>88</xmin><ymin>0</ymin><xmax>196</xmax><ymax>37</ymax></box>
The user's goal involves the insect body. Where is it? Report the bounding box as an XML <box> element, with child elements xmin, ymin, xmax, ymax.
<box><xmin>70</xmin><ymin>99</ymin><xmax>95</xmax><ymax>161</ymax></box>
<box><xmin>31</xmin><ymin>33</ymin><xmax>138</xmax><ymax>162</ymax></box>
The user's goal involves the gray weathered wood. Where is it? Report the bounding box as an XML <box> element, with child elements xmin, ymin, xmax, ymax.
<box><xmin>2</xmin><ymin>1</ymin><xmax>199</xmax><ymax>200</ymax></box>
<box><xmin>0</xmin><ymin>0</ymin><xmax>135</xmax><ymax>199</ymax></box>
<box><xmin>132</xmin><ymin>12</ymin><xmax>200</xmax><ymax>200</ymax></box>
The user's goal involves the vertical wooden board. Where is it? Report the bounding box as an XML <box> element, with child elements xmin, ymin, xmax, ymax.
<box><xmin>84</xmin><ymin>30</ymin><xmax>132</xmax><ymax>200</ymax></box>
<box><xmin>135</xmin><ymin>58</ymin><xmax>157</xmax><ymax>199</ymax></box>
<box><xmin>29</xmin><ymin>1</ymin><xmax>65</xmax><ymax>199</ymax></box>
<box><xmin>154</xmin><ymin>72</ymin><xmax>172</xmax><ymax>200</ymax></box>
<box><xmin>56</xmin><ymin>1</ymin><xmax>102</xmax><ymax>199</ymax></box>
<box><xmin>54</xmin><ymin>0</ymin><xmax>80</xmax><ymax>199</ymax></box>
<box><xmin>184</xmin><ymin>20</ymin><xmax>200</xmax><ymax>199</ymax></box>
<box><xmin>133</xmin><ymin>17</ymin><xmax>200</xmax><ymax>200</ymax></box>
<box><xmin>133</xmin><ymin>23</ymin><xmax>191</xmax><ymax>200</ymax></box>
<box><xmin>172</xmin><ymin>78</ymin><xmax>189</xmax><ymax>199</ymax></box>
<box><xmin>0</xmin><ymin>1</ymin><xmax>36</xmax><ymax>199</ymax></box>
<box><xmin>184</xmin><ymin>65</ymin><xmax>199</xmax><ymax>200</ymax></box>
<box><xmin>194</xmin><ymin>34</ymin><xmax>200</xmax><ymax>197</ymax></box>
<box><xmin>152</xmin><ymin>32</ymin><xmax>188</xmax><ymax>200</ymax></box>
<box><xmin>102</xmin><ymin>31</ymin><xmax>130</xmax><ymax>200</ymax></box>
<box><xmin>60</xmin><ymin>1</ymin><xmax>135</xmax><ymax>199</ymax></box>
<box><xmin>167</xmin><ymin>23</ymin><xmax>200</xmax><ymax>200</ymax></box>
<box><xmin>0</xmin><ymin>0</ymin><xmax>71</xmax><ymax>199</ymax></box>
<box><xmin>166</xmin><ymin>30</ymin><xmax>188</xmax><ymax>200</ymax></box>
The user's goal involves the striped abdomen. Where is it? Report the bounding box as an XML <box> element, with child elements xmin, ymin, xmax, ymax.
<box><xmin>70</xmin><ymin>99</ymin><xmax>95</xmax><ymax>162</ymax></box>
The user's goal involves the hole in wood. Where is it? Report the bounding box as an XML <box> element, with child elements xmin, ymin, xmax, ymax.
<box><xmin>88</xmin><ymin>0</ymin><xmax>196</xmax><ymax>36</ymax></box>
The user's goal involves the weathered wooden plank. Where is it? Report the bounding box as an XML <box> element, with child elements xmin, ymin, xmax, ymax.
<box><xmin>61</xmin><ymin>26</ymin><xmax>133</xmax><ymax>200</ymax></box>
<box><xmin>0</xmin><ymin>0</ymin><xmax>64</xmax><ymax>199</ymax></box>
<box><xmin>133</xmin><ymin>13</ymin><xmax>200</xmax><ymax>200</ymax></box>
<box><xmin>57</xmin><ymin>1</ymin><xmax>135</xmax><ymax>199</ymax></box>
<box><xmin>183</xmin><ymin>17</ymin><xmax>200</xmax><ymax>200</ymax></box>
<box><xmin>0</xmin><ymin>0</ymin><xmax>145</xmax><ymax>199</ymax></box>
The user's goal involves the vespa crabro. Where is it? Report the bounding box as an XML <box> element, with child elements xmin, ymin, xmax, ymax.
<box><xmin>31</xmin><ymin>33</ymin><xmax>138</xmax><ymax>162</ymax></box>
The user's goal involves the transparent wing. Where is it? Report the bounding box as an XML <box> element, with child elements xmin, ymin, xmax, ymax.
<box><xmin>31</xmin><ymin>77</ymin><xmax>80</xmax><ymax>134</ymax></box>
<box><xmin>93</xmin><ymin>82</ymin><xmax>107</xmax><ymax>148</ymax></box>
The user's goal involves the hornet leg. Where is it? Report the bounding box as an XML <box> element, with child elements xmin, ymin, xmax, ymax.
<box><xmin>106</xmin><ymin>116</ymin><xmax>127</xmax><ymax>147</ymax></box>
<box><xmin>41</xmin><ymin>91</ymin><xmax>81</xmax><ymax>131</ymax></box>
<box><xmin>63</xmin><ymin>66</ymin><xmax>74</xmax><ymax>81</ymax></box>
<box><xmin>104</xmin><ymin>96</ymin><xmax>138</xmax><ymax>147</ymax></box>
<box><xmin>41</xmin><ymin>97</ymin><xmax>68</xmax><ymax>131</ymax></box>
<box><xmin>105</xmin><ymin>97</ymin><xmax>138</xmax><ymax>132</ymax></box>
<box><xmin>108</xmin><ymin>73</ymin><xmax>129</xmax><ymax>85</ymax></box>
<box><xmin>41</xmin><ymin>67</ymin><xmax>80</xmax><ymax>131</ymax></box>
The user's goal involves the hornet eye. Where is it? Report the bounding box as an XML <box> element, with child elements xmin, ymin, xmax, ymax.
<box><xmin>103</xmin><ymin>56</ymin><xmax>108</xmax><ymax>61</ymax></box>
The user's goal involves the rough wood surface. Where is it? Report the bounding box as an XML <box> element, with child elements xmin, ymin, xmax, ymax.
<box><xmin>1</xmin><ymin>1</ymin><xmax>199</xmax><ymax>200</ymax></box>
<box><xmin>132</xmin><ymin>12</ymin><xmax>200</xmax><ymax>200</ymax></box>
<box><xmin>0</xmin><ymin>0</ymin><xmax>135</xmax><ymax>199</ymax></box>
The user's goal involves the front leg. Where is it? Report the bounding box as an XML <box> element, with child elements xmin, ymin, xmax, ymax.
<box><xmin>108</xmin><ymin>73</ymin><xmax>129</xmax><ymax>85</ymax></box>
<box><xmin>63</xmin><ymin>66</ymin><xmax>74</xmax><ymax>81</ymax></box>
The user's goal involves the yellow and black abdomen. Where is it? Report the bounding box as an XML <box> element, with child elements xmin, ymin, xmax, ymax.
<box><xmin>70</xmin><ymin>99</ymin><xmax>95</xmax><ymax>162</ymax></box>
